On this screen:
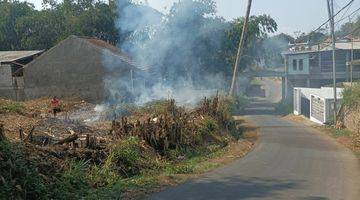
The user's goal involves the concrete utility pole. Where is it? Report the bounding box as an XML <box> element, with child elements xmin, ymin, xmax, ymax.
<box><xmin>350</xmin><ymin>17</ymin><xmax>354</xmax><ymax>87</ymax></box>
<box><xmin>327</xmin><ymin>0</ymin><xmax>337</xmax><ymax>123</ymax></box>
<box><xmin>229</xmin><ymin>0</ymin><xmax>252</xmax><ymax>96</ymax></box>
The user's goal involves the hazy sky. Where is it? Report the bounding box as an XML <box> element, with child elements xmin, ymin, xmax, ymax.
<box><xmin>24</xmin><ymin>0</ymin><xmax>360</xmax><ymax>35</ymax></box>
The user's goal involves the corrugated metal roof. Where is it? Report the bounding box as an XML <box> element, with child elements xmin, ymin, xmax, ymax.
<box><xmin>283</xmin><ymin>41</ymin><xmax>360</xmax><ymax>55</ymax></box>
<box><xmin>321</xmin><ymin>41</ymin><xmax>360</xmax><ymax>51</ymax></box>
<box><xmin>0</xmin><ymin>50</ymin><xmax>44</xmax><ymax>63</ymax></box>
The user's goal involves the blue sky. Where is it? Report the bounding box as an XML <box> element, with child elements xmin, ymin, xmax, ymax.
<box><xmin>25</xmin><ymin>0</ymin><xmax>360</xmax><ymax>35</ymax></box>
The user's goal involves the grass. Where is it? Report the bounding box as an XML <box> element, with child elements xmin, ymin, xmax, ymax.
<box><xmin>50</xmin><ymin>143</ymin><xmax>229</xmax><ymax>199</ymax></box>
<box><xmin>0</xmin><ymin>101</ymin><xmax>24</xmax><ymax>114</ymax></box>
<box><xmin>0</xmin><ymin>140</ymin><xmax>48</xmax><ymax>200</ymax></box>
<box><xmin>322</xmin><ymin>126</ymin><xmax>353</xmax><ymax>138</ymax></box>
<box><xmin>0</xmin><ymin>97</ymin><xmax>250</xmax><ymax>199</ymax></box>
<box><xmin>250</xmin><ymin>78</ymin><xmax>261</xmax><ymax>86</ymax></box>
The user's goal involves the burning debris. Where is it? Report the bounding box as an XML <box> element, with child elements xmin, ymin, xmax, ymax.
<box><xmin>0</xmin><ymin>95</ymin><xmax>246</xmax><ymax>199</ymax></box>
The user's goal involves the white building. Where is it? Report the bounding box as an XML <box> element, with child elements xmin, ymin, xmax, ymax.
<box><xmin>293</xmin><ymin>87</ymin><xmax>344</xmax><ymax>124</ymax></box>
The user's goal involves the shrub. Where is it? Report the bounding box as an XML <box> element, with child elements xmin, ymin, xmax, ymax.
<box><xmin>0</xmin><ymin>101</ymin><xmax>24</xmax><ymax>114</ymax></box>
<box><xmin>275</xmin><ymin>100</ymin><xmax>292</xmax><ymax>115</ymax></box>
<box><xmin>105</xmin><ymin>136</ymin><xmax>160</xmax><ymax>177</ymax></box>
<box><xmin>0</xmin><ymin>141</ymin><xmax>48</xmax><ymax>199</ymax></box>
<box><xmin>198</xmin><ymin>116</ymin><xmax>223</xmax><ymax>144</ymax></box>
<box><xmin>105</xmin><ymin>136</ymin><xmax>142</xmax><ymax>177</ymax></box>
<box><xmin>51</xmin><ymin>161</ymin><xmax>91</xmax><ymax>199</ymax></box>
<box><xmin>342</xmin><ymin>83</ymin><xmax>360</xmax><ymax>107</ymax></box>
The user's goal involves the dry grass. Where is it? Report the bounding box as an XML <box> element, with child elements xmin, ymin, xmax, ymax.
<box><xmin>121</xmin><ymin>119</ymin><xmax>258</xmax><ymax>200</ymax></box>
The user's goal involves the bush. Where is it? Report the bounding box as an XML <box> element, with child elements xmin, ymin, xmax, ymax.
<box><xmin>105</xmin><ymin>136</ymin><xmax>142</xmax><ymax>177</ymax></box>
<box><xmin>342</xmin><ymin>83</ymin><xmax>360</xmax><ymax>107</ymax></box>
<box><xmin>0</xmin><ymin>141</ymin><xmax>48</xmax><ymax>199</ymax></box>
<box><xmin>275</xmin><ymin>100</ymin><xmax>292</xmax><ymax>115</ymax></box>
<box><xmin>51</xmin><ymin>161</ymin><xmax>91</xmax><ymax>199</ymax></box>
<box><xmin>198</xmin><ymin>116</ymin><xmax>224</xmax><ymax>144</ymax></box>
<box><xmin>0</xmin><ymin>101</ymin><xmax>24</xmax><ymax>114</ymax></box>
<box><xmin>105</xmin><ymin>136</ymin><xmax>160</xmax><ymax>177</ymax></box>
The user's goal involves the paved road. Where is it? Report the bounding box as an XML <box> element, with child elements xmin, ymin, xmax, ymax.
<box><xmin>148</xmin><ymin>102</ymin><xmax>360</xmax><ymax>200</ymax></box>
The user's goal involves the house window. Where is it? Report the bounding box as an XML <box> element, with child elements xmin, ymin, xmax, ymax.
<box><xmin>299</xmin><ymin>59</ymin><xmax>303</xmax><ymax>71</ymax></box>
<box><xmin>292</xmin><ymin>59</ymin><xmax>297</xmax><ymax>70</ymax></box>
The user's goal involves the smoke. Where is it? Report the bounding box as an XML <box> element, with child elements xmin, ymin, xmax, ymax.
<box><xmin>102</xmin><ymin>0</ymin><xmax>229</xmax><ymax>106</ymax></box>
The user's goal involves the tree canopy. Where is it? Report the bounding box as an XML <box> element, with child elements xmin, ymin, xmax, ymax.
<box><xmin>0</xmin><ymin>0</ymin><xmax>279</xmax><ymax>87</ymax></box>
<box><xmin>0</xmin><ymin>0</ymin><xmax>119</xmax><ymax>50</ymax></box>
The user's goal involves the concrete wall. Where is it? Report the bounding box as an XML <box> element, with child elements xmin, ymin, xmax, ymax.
<box><xmin>0</xmin><ymin>64</ymin><xmax>12</xmax><ymax>88</ymax></box>
<box><xmin>0</xmin><ymin>64</ymin><xmax>16</xmax><ymax>99</ymax></box>
<box><xmin>23</xmin><ymin>36</ymin><xmax>133</xmax><ymax>103</ymax></box>
<box><xmin>288</xmin><ymin>54</ymin><xmax>309</xmax><ymax>75</ymax></box>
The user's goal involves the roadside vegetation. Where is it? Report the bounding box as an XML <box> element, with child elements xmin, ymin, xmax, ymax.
<box><xmin>274</xmin><ymin>100</ymin><xmax>292</xmax><ymax>116</ymax></box>
<box><xmin>0</xmin><ymin>96</ymin><xmax>255</xmax><ymax>199</ymax></box>
<box><xmin>315</xmin><ymin>83</ymin><xmax>360</xmax><ymax>157</ymax></box>
<box><xmin>0</xmin><ymin>99</ymin><xmax>24</xmax><ymax>114</ymax></box>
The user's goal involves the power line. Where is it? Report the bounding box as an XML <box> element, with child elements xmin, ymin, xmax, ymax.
<box><xmin>316</xmin><ymin>24</ymin><xmax>360</xmax><ymax>50</ymax></box>
<box><xmin>337</xmin><ymin>0</ymin><xmax>354</xmax><ymax>22</ymax></box>
<box><xmin>335</xmin><ymin>6</ymin><xmax>360</xmax><ymax>25</ymax></box>
<box><xmin>311</xmin><ymin>0</ymin><xmax>354</xmax><ymax>34</ymax></box>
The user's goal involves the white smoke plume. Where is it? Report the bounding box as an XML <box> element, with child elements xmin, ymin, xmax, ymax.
<box><xmin>102</xmin><ymin>0</ymin><xmax>229</xmax><ymax>106</ymax></box>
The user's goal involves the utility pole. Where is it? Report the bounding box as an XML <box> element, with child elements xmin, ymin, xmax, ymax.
<box><xmin>327</xmin><ymin>0</ymin><xmax>337</xmax><ymax>124</ymax></box>
<box><xmin>350</xmin><ymin>17</ymin><xmax>354</xmax><ymax>87</ymax></box>
<box><xmin>229</xmin><ymin>0</ymin><xmax>252</xmax><ymax>96</ymax></box>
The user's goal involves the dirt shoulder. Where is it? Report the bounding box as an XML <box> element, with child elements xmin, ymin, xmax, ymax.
<box><xmin>284</xmin><ymin>114</ymin><xmax>360</xmax><ymax>157</ymax></box>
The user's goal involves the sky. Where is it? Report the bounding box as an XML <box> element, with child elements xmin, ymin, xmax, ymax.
<box><xmin>24</xmin><ymin>0</ymin><xmax>360</xmax><ymax>36</ymax></box>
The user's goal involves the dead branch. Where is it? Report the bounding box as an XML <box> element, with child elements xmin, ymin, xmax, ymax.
<box><xmin>0</xmin><ymin>124</ymin><xmax>5</xmax><ymax>141</ymax></box>
<box><xmin>54</xmin><ymin>134</ymin><xmax>78</xmax><ymax>145</ymax></box>
<box><xmin>24</xmin><ymin>126</ymin><xmax>35</xmax><ymax>142</ymax></box>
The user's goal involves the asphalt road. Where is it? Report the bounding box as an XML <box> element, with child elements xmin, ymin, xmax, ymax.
<box><xmin>148</xmin><ymin>102</ymin><xmax>360</xmax><ymax>200</ymax></box>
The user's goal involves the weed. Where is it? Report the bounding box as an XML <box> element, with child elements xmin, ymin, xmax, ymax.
<box><xmin>0</xmin><ymin>101</ymin><xmax>24</xmax><ymax>114</ymax></box>
<box><xmin>51</xmin><ymin>160</ymin><xmax>91</xmax><ymax>199</ymax></box>
<box><xmin>0</xmin><ymin>141</ymin><xmax>48</xmax><ymax>200</ymax></box>
<box><xmin>105</xmin><ymin>136</ymin><xmax>142</xmax><ymax>177</ymax></box>
<box><xmin>324</xmin><ymin>126</ymin><xmax>353</xmax><ymax>138</ymax></box>
<box><xmin>275</xmin><ymin>100</ymin><xmax>292</xmax><ymax>115</ymax></box>
<box><xmin>342</xmin><ymin>83</ymin><xmax>360</xmax><ymax>107</ymax></box>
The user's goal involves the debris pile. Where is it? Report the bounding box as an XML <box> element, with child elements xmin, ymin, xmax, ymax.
<box><xmin>0</xmin><ymin>96</ymin><xmax>242</xmax><ymax>198</ymax></box>
<box><xmin>110</xmin><ymin>96</ymin><xmax>236</xmax><ymax>155</ymax></box>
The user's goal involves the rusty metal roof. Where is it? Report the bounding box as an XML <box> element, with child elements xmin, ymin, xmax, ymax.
<box><xmin>0</xmin><ymin>50</ymin><xmax>44</xmax><ymax>63</ymax></box>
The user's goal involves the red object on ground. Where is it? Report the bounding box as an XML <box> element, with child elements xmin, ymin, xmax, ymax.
<box><xmin>51</xmin><ymin>98</ymin><xmax>60</xmax><ymax>108</ymax></box>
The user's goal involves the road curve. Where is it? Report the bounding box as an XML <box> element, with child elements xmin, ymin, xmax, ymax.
<box><xmin>148</xmin><ymin>114</ymin><xmax>360</xmax><ymax>200</ymax></box>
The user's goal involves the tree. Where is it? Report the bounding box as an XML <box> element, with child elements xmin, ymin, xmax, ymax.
<box><xmin>0</xmin><ymin>0</ymin><xmax>120</xmax><ymax>50</ymax></box>
<box><xmin>294</xmin><ymin>30</ymin><xmax>327</xmax><ymax>44</ymax></box>
<box><xmin>262</xmin><ymin>33</ymin><xmax>294</xmax><ymax>68</ymax></box>
<box><xmin>0</xmin><ymin>0</ymin><xmax>34</xmax><ymax>50</ymax></box>
<box><xmin>223</xmin><ymin>15</ymin><xmax>278</xmax><ymax>73</ymax></box>
<box><xmin>336</xmin><ymin>16</ymin><xmax>360</xmax><ymax>38</ymax></box>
